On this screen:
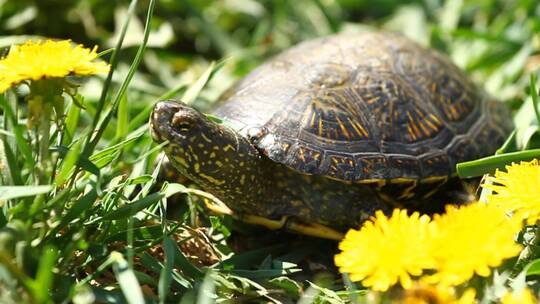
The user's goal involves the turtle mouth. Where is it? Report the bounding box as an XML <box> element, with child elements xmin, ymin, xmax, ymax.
<box><xmin>150</xmin><ymin>100</ymin><xmax>195</xmax><ymax>144</ymax></box>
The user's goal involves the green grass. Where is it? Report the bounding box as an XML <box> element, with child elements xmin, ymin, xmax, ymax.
<box><xmin>1</xmin><ymin>0</ymin><xmax>540</xmax><ymax>303</ymax></box>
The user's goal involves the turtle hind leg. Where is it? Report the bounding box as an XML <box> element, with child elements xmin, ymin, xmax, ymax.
<box><xmin>237</xmin><ymin>214</ymin><xmax>344</xmax><ymax>241</ymax></box>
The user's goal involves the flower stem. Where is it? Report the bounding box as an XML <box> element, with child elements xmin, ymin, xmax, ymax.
<box><xmin>38</xmin><ymin>102</ymin><xmax>52</xmax><ymax>184</ymax></box>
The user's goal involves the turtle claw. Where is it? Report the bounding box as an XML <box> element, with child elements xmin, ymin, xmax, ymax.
<box><xmin>240</xmin><ymin>214</ymin><xmax>288</xmax><ymax>230</ymax></box>
<box><xmin>284</xmin><ymin>220</ymin><xmax>344</xmax><ymax>240</ymax></box>
<box><xmin>202</xmin><ymin>197</ymin><xmax>234</xmax><ymax>216</ymax></box>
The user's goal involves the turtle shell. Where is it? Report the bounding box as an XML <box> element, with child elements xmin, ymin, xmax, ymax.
<box><xmin>212</xmin><ymin>32</ymin><xmax>513</xmax><ymax>182</ymax></box>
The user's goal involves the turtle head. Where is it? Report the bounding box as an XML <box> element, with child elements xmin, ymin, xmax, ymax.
<box><xmin>150</xmin><ymin>100</ymin><xmax>219</xmax><ymax>152</ymax></box>
<box><xmin>150</xmin><ymin>100</ymin><xmax>271</xmax><ymax>207</ymax></box>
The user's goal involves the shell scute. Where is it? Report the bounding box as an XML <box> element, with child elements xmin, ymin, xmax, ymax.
<box><xmin>419</xmin><ymin>152</ymin><xmax>452</xmax><ymax>177</ymax></box>
<box><xmin>446</xmin><ymin>137</ymin><xmax>481</xmax><ymax>169</ymax></box>
<box><xmin>387</xmin><ymin>155</ymin><xmax>422</xmax><ymax>179</ymax></box>
<box><xmin>325</xmin><ymin>153</ymin><xmax>356</xmax><ymax>181</ymax></box>
<box><xmin>298</xmin><ymin>89</ymin><xmax>373</xmax><ymax>142</ymax></box>
<box><xmin>289</xmin><ymin>145</ymin><xmax>323</xmax><ymax>174</ymax></box>
<box><xmin>304</xmin><ymin>63</ymin><xmax>352</xmax><ymax>88</ymax></box>
<box><xmin>354</xmin><ymin>154</ymin><xmax>389</xmax><ymax>180</ymax></box>
<box><xmin>354</xmin><ymin>71</ymin><xmax>447</xmax><ymax>144</ymax></box>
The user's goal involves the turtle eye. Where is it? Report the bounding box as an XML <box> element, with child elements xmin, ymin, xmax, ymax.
<box><xmin>174</xmin><ymin>121</ymin><xmax>191</xmax><ymax>132</ymax></box>
<box><xmin>171</xmin><ymin>112</ymin><xmax>194</xmax><ymax>133</ymax></box>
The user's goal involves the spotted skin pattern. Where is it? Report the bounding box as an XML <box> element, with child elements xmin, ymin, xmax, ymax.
<box><xmin>150</xmin><ymin>101</ymin><xmax>388</xmax><ymax>229</ymax></box>
<box><xmin>151</xmin><ymin>32</ymin><xmax>513</xmax><ymax>229</ymax></box>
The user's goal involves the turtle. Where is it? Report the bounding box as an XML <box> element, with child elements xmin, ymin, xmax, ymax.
<box><xmin>149</xmin><ymin>31</ymin><xmax>513</xmax><ymax>240</ymax></box>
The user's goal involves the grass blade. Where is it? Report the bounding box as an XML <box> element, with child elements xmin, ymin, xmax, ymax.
<box><xmin>102</xmin><ymin>192</ymin><xmax>164</xmax><ymax>221</ymax></box>
<box><xmin>54</xmin><ymin>145</ymin><xmax>101</xmax><ymax>176</ymax></box>
<box><xmin>90</xmin><ymin>133</ymin><xmax>142</xmax><ymax>160</ymax></box>
<box><xmin>0</xmin><ymin>95</ymin><xmax>33</xmax><ymax>168</ymax></box>
<box><xmin>530</xmin><ymin>73</ymin><xmax>540</xmax><ymax>124</ymax></box>
<box><xmin>30</xmin><ymin>246</ymin><xmax>58</xmax><ymax>304</ymax></box>
<box><xmin>158</xmin><ymin>236</ymin><xmax>175</xmax><ymax>304</ymax></box>
<box><xmin>83</xmin><ymin>0</ymin><xmax>139</xmax><ymax>153</ymax></box>
<box><xmin>104</xmin><ymin>224</ymin><xmax>162</xmax><ymax>243</ymax></box>
<box><xmin>497</xmin><ymin>129</ymin><xmax>517</xmax><ymax>154</ymax></box>
<box><xmin>457</xmin><ymin>149</ymin><xmax>540</xmax><ymax>178</ymax></box>
<box><xmin>88</xmin><ymin>0</ymin><xmax>156</xmax><ymax>153</ymax></box>
<box><xmin>111</xmin><ymin>252</ymin><xmax>145</xmax><ymax>304</ymax></box>
<box><xmin>227</xmin><ymin>268</ymin><xmax>301</xmax><ymax>280</ymax></box>
<box><xmin>139</xmin><ymin>251</ymin><xmax>192</xmax><ymax>289</ymax></box>
<box><xmin>57</xmin><ymin>189</ymin><xmax>97</xmax><ymax>230</ymax></box>
<box><xmin>219</xmin><ymin>244</ymin><xmax>288</xmax><ymax>270</ymax></box>
<box><xmin>62</xmin><ymin>98</ymin><xmax>81</xmax><ymax>145</ymax></box>
<box><xmin>121</xmin><ymin>80</ymin><xmax>190</xmax><ymax>144</ymax></box>
<box><xmin>0</xmin><ymin>185</ymin><xmax>52</xmax><ymax>200</ymax></box>
<box><xmin>197</xmin><ymin>270</ymin><xmax>216</xmax><ymax>304</ymax></box>
<box><xmin>116</xmin><ymin>93</ymin><xmax>129</xmax><ymax>140</ymax></box>
<box><xmin>2</xmin><ymin>140</ymin><xmax>23</xmax><ymax>185</ymax></box>
<box><xmin>525</xmin><ymin>259</ymin><xmax>540</xmax><ymax>276</ymax></box>
<box><xmin>182</xmin><ymin>61</ymin><xmax>216</xmax><ymax>104</ymax></box>
<box><xmin>54</xmin><ymin>139</ymin><xmax>83</xmax><ymax>186</ymax></box>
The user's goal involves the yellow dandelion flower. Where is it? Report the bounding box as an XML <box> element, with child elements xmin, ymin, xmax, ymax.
<box><xmin>401</xmin><ymin>282</ymin><xmax>476</xmax><ymax>304</ymax></box>
<box><xmin>501</xmin><ymin>288</ymin><xmax>537</xmax><ymax>304</ymax></box>
<box><xmin>484</xmin><ymin>159</ymin><xmax>540</xmax><ymax>224</ymax></box>
<box><xmin>427</xmin><ymin>203</ymin><xmax>522</xmax><ymax>286</ymax></box>
<box><xmin>456</xmin><ymin>288</ymin><xmax>477</xmax><ymax>304</ymax></box>
<box><xmin>0</xmin><ymin>39</ymin><xmax>110</xmax><ymax>93</ymax></box>
<box><xmin>334</xmin><ymin>209</ymin><xmax>436</xmax><ymax>291</ymax></box>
